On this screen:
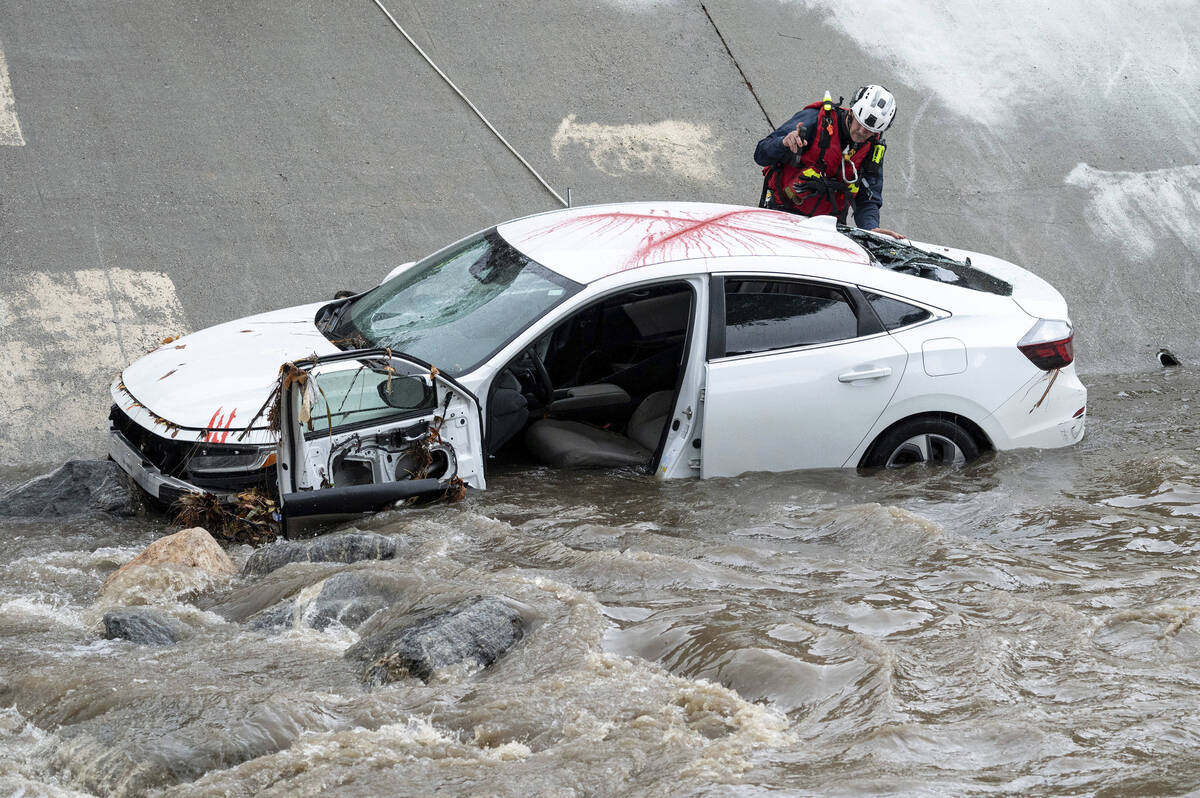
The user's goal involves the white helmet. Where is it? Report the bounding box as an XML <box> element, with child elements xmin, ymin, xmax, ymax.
<box><xmin>850</xmin><ymin>85</ymin><xmax>896</xmax><ymax>134</ymax></box>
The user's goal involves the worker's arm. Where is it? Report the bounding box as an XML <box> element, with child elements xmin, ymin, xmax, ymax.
<box><xmin>754</xmin><ymin>108</ymin><xmax>818</xmax><ymax>166</ymax></box>
<box><xmin>852</xmin><ymin>168</ymin><xmax>883</xmax><ymax>231</ymax></box>
<box><xmin>855</xmin><ymin>168</ymin><xmax>903</xmax><ymax>238</ymax></box>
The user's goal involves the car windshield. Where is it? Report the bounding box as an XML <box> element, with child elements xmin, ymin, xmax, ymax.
<box><xmin>328</xmin><ymin>230</ymin><xmax>582</xmax><ymax>375</ymax></box>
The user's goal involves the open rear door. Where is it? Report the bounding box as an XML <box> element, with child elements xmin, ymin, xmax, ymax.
<box><xmin>275</xmin><ymin>350</ymin><xmax>483</xmax><ymax>536</ymax></box>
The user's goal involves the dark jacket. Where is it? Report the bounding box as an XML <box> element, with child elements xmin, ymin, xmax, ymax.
<box><xmin>754</xmin><ymin>107</ymin><xmax>885</xmax><ymax>231</ymax></box>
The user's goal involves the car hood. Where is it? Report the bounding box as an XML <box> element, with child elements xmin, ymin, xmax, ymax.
<box><xmin>114</xmin><ymin>301</ymin><xmax>341</xmax><ymax>435</ymax></box>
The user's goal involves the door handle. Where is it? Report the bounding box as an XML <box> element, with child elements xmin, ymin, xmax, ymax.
<box><xmin>838</xmin><ymin>366</ymin><xmax>892</xmax><ymax>383</ymax></box>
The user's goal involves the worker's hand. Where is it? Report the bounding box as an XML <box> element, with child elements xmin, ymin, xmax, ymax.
<box><xmin>782</xmin><ymin>123</ymin><xmax>808</xmax><ymax>154</ymax></box>
<box><xmin>871</xmin><ymin>227</ymin><xmax>905</xmax><ymax>240</ymax></box>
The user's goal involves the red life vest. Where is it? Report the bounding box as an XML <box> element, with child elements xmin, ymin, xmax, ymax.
<box><xmin>763</xmin><ymin>98</ymin><xmax>881</xmax><ymax>222</ymax></box>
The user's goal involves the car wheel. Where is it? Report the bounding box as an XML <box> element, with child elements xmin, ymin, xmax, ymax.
<box><xmin>864</xmin><ymin>417</ymin><xmax>980</xmax><ymax>469</ymax></box>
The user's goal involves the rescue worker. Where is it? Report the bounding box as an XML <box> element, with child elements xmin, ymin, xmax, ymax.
<box><xmin>754</xmin><ymin>85</ymin><xmax>903</xmax><ymax>239</ymax></box>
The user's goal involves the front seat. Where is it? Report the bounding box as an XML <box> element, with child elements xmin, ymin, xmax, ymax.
<box><xmin>524</xmin><ymin>390</ymin><xmax>675</xmax><ymax>469</ymax></box>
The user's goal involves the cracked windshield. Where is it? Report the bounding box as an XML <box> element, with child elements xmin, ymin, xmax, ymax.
<box><xmin>337</xmin><ymin>231</ymin><xmax>580</xmax><ymax>375</ymax></box>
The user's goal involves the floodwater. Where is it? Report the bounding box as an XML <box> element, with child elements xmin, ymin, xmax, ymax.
<box><xmin>1</xmin><ymin>368</ymin><xmax>1198</xmax><ymax>797</ymax></box>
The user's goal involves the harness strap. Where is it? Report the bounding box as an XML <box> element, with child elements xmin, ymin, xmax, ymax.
<box><xmin>812</xmin><ymin>94</ymin><xmax>837</xmax><ymax>178</ymax></box>
<box><xmin>787</xmin><ymin>171</ymin><xmax>851</xmax><ymax>224</ymax></box>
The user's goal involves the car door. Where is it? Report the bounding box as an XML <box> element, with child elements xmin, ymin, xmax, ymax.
<box><xmin>275</xmin><ymin>350</ymin><xmax>484</xmax><ymax>534</ymax></box>
<box><xmin>699</xmin><ymin>275</ymin><xmax>908</xmax><ymax>477</ymax></box>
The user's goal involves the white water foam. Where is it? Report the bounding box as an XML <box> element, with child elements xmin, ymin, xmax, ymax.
<box><xmin>784</xmin><ymin>0</ymin><xmax>1200</xmax><ymax>140</ymax></box>
<box><xmin>1065</xmin><ymin>162</ymin><xmax>1200</xmax><ymax>261</ymax></box>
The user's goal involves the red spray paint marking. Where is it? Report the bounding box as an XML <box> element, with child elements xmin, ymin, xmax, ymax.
<box><xmin>532</xmin><ymin>208</ymin><xmax>865</xmax><ymax>271</ymax></box>
<box><xmin>203</xmin><ymin>407</ymin><xmax>238</xmax><ymax>443</ymax></box>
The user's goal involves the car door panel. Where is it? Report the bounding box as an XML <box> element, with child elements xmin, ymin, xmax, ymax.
<box><xmin>701</xmin><ymin>336</ymin><xmax>908</xmax><ymax>477</ymax></box>
<box><xmin>276</xmin><ymin>351</ymin><xmax>483</xmax><ymax>535</ymax></box>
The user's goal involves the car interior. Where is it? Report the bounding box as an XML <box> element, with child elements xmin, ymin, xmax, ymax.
<box><xmin>486</xmin><ymin>281</ymin><xmax>694</xmax><ymax>470</ymax></box>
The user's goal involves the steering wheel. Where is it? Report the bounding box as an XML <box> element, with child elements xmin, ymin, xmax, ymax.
<box><xmin>525</xmin><ymin>345</ymin><xmax>554</xmax><ymax>407</ymax></box>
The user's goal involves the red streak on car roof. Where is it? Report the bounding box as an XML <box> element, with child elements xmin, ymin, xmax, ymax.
<box><xmin>529</xmin><ymin>208</ymin><xmax>863</xmax><ymax>271</ymax></box>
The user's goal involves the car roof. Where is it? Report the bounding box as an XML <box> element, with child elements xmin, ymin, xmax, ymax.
<box><xmin>496</xmin><ymin>201</ymin><xmax>869</xmax><ymax>285</ymax></box>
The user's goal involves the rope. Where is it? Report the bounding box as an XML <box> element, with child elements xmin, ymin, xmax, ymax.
<box><xmin>700</xmin><ymin>2</ymin><xmax>773</xmax><ymax>130</ymax></box>
<box><xmin>371</xmin><ymin>0</ymin><xmax>569</xmax><ymax>207</ymax></box>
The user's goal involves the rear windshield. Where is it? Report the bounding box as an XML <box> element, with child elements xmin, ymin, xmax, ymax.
<box><xmin>839</xmin><ymin>226</ymin><xmax>1013</xmax><ymax>296</ymax></box>
<box><xmin>322</xmin><ymin>230</ymin><xmax>582</xmax><ymax>376</ymax></box>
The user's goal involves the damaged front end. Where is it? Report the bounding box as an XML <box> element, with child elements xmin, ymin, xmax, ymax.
<box><xmin>108</xmin><ymin>350</ymin><xmax>484</xmax><ymax>537</ymax></box>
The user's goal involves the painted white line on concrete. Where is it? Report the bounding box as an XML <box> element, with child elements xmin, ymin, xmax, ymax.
<box><xmin>0</xmin><ymin>269</ymin><xmax>189</xmax><ymax>464</ymax></box>
<box><xmin>1066</xmin><ymin>162</ymin><xmax>1200</xmax><ymax>261</ymax></box>
<box><xmin>552</xmin><ymin>114</ymin><xmax>720</xmax><ymax>183</ymax></box>
<box><xmin>0</xmin><ymin>47</ymin><xmax>26</xmax><ymax>146</ymax></box>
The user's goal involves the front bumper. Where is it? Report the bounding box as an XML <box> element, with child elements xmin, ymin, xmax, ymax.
<box><xmin>108</xmin><ymin>427</ymin><xmax>204</xmax><ymax>504</ymax></box>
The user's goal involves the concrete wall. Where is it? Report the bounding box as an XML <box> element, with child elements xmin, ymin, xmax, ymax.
<box><xmin>0</xmin><ymin>0</ymin><xmax>1195</xmax><ymax>463</ymax></box>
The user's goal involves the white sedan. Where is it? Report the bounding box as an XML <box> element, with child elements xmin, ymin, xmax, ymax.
<box><xmin>109</xmin><ymin>202</ymin><xmax>1086</xmax><ymax>529</ymax></box>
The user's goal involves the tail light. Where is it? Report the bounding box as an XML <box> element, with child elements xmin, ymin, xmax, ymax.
<box><xmin>1018</xmin><ymin>319</ymin><xmax>1074</xmax><ymax>370</ymax></box>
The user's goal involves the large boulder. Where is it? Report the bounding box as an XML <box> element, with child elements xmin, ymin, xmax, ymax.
<box><xmin>0</xmin><ymin>460</ymin><xmax>137</xmax><ymax>519</ymax></box>
<box><xmin>103</xmin><ymin>608</ymin><xmax>190</xmax><ymax>645</ymax></box>
<box><xmin>346</xmin><ymin>596</ymin><xmax>525</xmax><ymax>684</ymax></box>
<box><xmin>242</xmin><ymin>533</ymin><xmax>397</xmax><ymax>577</ymax></box>
<box><xmin>100</xmin><ymin>527</ymin><xmax>236</xmax><ymax>603</ymax></box>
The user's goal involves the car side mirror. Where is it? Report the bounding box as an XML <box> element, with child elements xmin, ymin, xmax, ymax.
<box><xmin>377</xmin><ymin>375</ymin><xmax>433</xmax><ymax>409</ymax></box>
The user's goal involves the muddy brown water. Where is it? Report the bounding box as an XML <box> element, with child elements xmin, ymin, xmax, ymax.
<box><xmin>1</xmin><ymin>369</ymin><xmax>1198</xmax><ymax>797</ymax></box>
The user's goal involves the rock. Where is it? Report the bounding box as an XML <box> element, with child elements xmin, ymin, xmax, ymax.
<box><xmin>302</xmin><ymin>571</ymin><xmax>408</xmax><ymax>631</ymax></box>
<box><xmin>247</xmin><ymin>600</ymin><xmax>295</xmax><ymax>631</ymax></box>
<box><xmin>247</xmin><ymin>571</ymin><xmax>410</xmax><ymax>632</ymax></box>
<box><xmin>103</xmin><ymin>608</ymin><xmax>189</xmax><ymax>645</ymax></box>
<box><xmin>101</xmin><ymin>527</ymin><xmax>236</xmax><ymax>595</ymax></box>
<box><xmin>0</xmin><ymin>460</ymin><xmax>137</xmax><ymax>519</ymax></box>
<box><xmin>346</xmin><ymin>596</ymin><xmax>525</xmax><ymax>684</ymax></box>
<box><xmin>242</xmin><ymin>533</ymin><xmax>397</xmax><ymax>577</ymax></box>
<box><xmin>305</xmin><ymin>571</ymin><xmax>408</xmax><ymax>631</ymax></box>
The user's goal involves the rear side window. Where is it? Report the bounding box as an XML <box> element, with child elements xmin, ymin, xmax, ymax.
<box><xmin>723</xmin><ymin>279</ymin><xmax>858</xmax><ymax>356</ymax></box>
<box><xmin>863</xmin><ymin>291</ymin><xmax>931</xmax><ymax>330</ymax></box>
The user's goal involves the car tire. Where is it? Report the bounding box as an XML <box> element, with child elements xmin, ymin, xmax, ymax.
<box><xmin>863</xmin><ymin>417</ymin><xmax>980</xmax><ymax>469</ymax></box>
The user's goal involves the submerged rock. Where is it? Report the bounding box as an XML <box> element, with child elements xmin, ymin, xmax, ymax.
<box><xmin>247</xmin><ymin>570</ymin><xmax>410</xmax><ymax>632</ymax></box>
<box><xmin>346</xmin><ymin>596</ymin><xmax>525</xmax><ymax>684</ymax></box>
<box><xmin>242</xmin><ymin>533</ymin><xmax>397</xmax><ymax>577</ymax></box>
<box><xmin>103</xmin><ymin>608</ymin><xmax>189</xmax><ymax>645</ymax></box>
<box><xmin>247</xmin><ymin>601</ymin><xmax>295</xmax><ymax>630</ymax></box>
<box><xmin>305</xmin><ymin>571</ymin><xmax>408</xmax><ymax>631</ymax></box>
<box><xmin>0</xmin><ymin>459</ymin><xmax>137</xmax><ymax>519</ymax></box>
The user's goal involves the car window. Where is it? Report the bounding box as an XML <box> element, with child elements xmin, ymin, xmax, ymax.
<box><xmin>332</xmin><ymin>230</ymin><xmax>583</xmax><ymax>376</ymax></box>
<box><xmin>863</xmin><ymin>291</ymin><xmax>932</xmax><ymax>330</ymax></box>
<box><xmin>305</xmin><ymin>364</ymin><xmax>436</xmax><ymax>432</ymax></box>
<box><xmin>723</xmin><ymin>279</ymin><xmax>858</xmax><ymax>356</ymax></box>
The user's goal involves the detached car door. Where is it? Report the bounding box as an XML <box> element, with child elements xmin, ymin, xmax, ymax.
<box><xmin>700</xmin><ymin>275</ymin><xmax>908</xmax><ymax>477</ymax></box>
<box><xmin>276</xmin><ymin>350</ymin><xmax>483</xmax><ymax>535</ymax></box>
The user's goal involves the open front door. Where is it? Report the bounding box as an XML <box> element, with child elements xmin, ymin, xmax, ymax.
<box><xmin>275</xmin><ymin>350</ymin><xmax>483</xmax><ymax>535</ymax></box>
